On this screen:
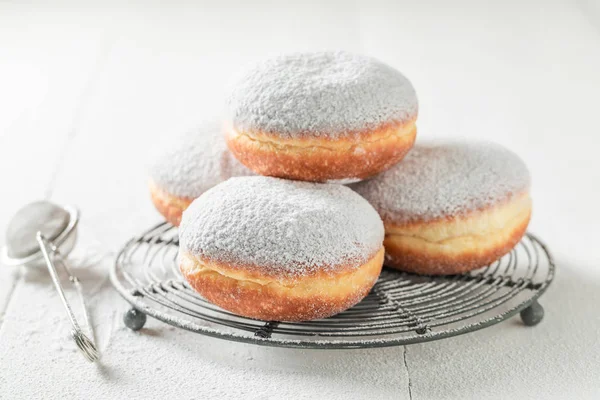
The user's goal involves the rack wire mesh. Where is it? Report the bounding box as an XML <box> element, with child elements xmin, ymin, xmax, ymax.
<box><xmin>110</xmin><ymin>222</ymin><xmax>555</xmax><ymax>349</ymax></box>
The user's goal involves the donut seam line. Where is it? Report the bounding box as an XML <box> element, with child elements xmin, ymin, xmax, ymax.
<box><xmin>153</xmin><ymin>186</ymin><xmax>194</xmax><ymax>207</ymax></box>
<box><xmin>184</xmin><ymin>250</ymin><xmax>383</xmax><ymax>289</ymax></box>
<box><xmin>384</xmin><ymin>210</ymin><xmax>530</xmax><ymax>245</ymax></box>
<box><xmin>190</xmin><ymin>265</ymin><xmax>298</xmax><ymax>289</ymax></box>
<box><xmin>230</xmin><ymin>122</ymin><xmax>416</xmax><ymax>153</ymax></box>
<box><xmin>149</xmin><ymin>177</ymin><xmax>205</xmax><ymax>201</ymax></box>
<box><xmin>379</xmin><ymin>192</ymin><xmax>532</xmax><ymax>232</ymax></box>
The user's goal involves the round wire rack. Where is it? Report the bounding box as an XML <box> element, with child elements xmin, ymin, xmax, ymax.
<box><xmin>110</xmin><ymin>222</ymin><xmax>555</xmax><ymax>349</ymax></box>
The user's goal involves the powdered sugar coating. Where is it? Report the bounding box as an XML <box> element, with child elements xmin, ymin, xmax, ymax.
<box><xmin>179</xmin><ymin>176</ymin><xmax>384</xmax><ymax>278</ymax></box>
<box><xmin>352</xmin><ymin>141</ymin><xmax>531</xmax><ymax>224</ymax></box>
<box><xmin>226</xmin><ymin>51</ymin><xmax>418</xmax><ymax>139</ymax></box>
<box><xmin>148</xmin><ymin>121</ymin><xmax>253</xmax><ymax>198</ymax></box>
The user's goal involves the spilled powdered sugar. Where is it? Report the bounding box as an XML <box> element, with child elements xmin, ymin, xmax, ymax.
<box><xmin>226</xmin><ymin>51</ymin><xmax>418</xmax><ymax>138</ymax></box>
<box><xmin>148</xmin><ymin>121</ymin><xmax>253</xmax><ymax>198</ymax></box>
<box><xmin>179</xmin><ymin>176</ymin><xmax>384</xmax><ymax>278</ymax></box>
<box><xmin>352</xmin><ymin>140</ymin><xmax>531</xmax><ymax>224</ymax></box>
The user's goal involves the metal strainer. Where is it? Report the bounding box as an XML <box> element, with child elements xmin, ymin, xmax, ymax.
<box><xmin>1</xmin><ymin>201</ymin><xmax>99</xmax><ymax>362</ymax></box>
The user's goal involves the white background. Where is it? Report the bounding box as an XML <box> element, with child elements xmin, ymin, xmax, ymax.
<box><xmin>0</xmin><ymin>1</ymin><xmax>599</xmax><ymax>399</ymax></box>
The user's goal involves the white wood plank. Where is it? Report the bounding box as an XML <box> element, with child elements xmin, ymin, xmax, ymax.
<box><xmin>357</xmin><ymin>0</ymin><xmax>600</xmax><ymax>398</ymax></box>
<box><xmin>3</xmin><ymin>0</ymin><xmax>599</xmax><ymax>397</ymax></box>
<box><xmin>0</xmin><ymin>3</ymin><xmax>409</xmax><ymax>399</ymax></box>
<box><xmin>0</xmin><ymin>5</ymin><xmax>113</xmax><ymax>328</ymax></box>
<box><xmin>356</xmin><ymin>0</ymin><xmax>600</xmax><ymax>267</ymax></box>
<box><xmin>402</xmin><ymin>265</ymin><xmax>600</xmax><ymax>400</ymax></box>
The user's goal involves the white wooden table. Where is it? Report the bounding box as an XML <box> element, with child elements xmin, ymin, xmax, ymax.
<box><xmin>1</xmin><ymin>2</ymin><xmax>599</xmax><ymax>399</ymax></box>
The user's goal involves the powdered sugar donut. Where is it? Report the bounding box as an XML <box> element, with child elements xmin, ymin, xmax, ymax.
<box><xmin>225</xmin><ymin>51</ymin><xmax>418</xmax><ymax>182</ymax></box>
<box><xmin>352</xmin><ymin>141</ymin><xmax>531</xmax><ymax>275</ymax></box>
<box><xmin>179</xmin><ymin>176</ymin><xmax>385</xmax><ymax>321</ymax></box>
<box><xmin>148</xmin><ymin>121</ymin><xmax>253</xmax><ymax>226</ymax></box>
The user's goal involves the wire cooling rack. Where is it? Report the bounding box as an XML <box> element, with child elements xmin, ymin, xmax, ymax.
<box><xmin>110</xmin><ymin>222</ymin><xmax>555</xmax><ymax>349</ymax></box>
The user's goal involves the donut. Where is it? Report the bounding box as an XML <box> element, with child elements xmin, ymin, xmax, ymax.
<box><xmin>352</xmin><ymin>141</ymin><xmax>532</xmax><ymax>275</ymax></box>
<box><xmin>225</xmin><ymin>51</ymin><xmax>418</xmax><ymax>183</ymax></box>
<box><xmin>178</xmin><ymin>176</ymin><xmax>385</xmax><ymax>321</ymax></box>
<box><xmin>148</xmin><ymin>121</ymin><xmax>253</xmax><ymax>226</ymax></box>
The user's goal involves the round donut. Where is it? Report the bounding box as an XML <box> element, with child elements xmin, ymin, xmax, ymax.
<box><xmin>148</xmin><ymin>121</ymin><xmax>253</xmax><ymax>226</ymax></box>
<box><xmin>179</xmin><ymin>176</ymin><xmax>385</xmax><ymax>321</ymax></box>
<box><xmin>352</xmin><ymin>141</ymin><xmax>532</xmax><ymax>275</ymax></box>
<box><xmin>225</xmin><ymin>51</ymin><xmax>418</xmax><ymax>183</ymax></box>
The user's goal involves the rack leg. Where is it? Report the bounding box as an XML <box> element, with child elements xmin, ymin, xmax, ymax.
<box><xmin>520</xmin><ymin>300</ymin><xmax>544</xmax><ymax>326</ymax></box>
<box><xmin>124</xmin><ymin>308</ymin><xmax>147</xmax><ymax>331</ymax></box>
